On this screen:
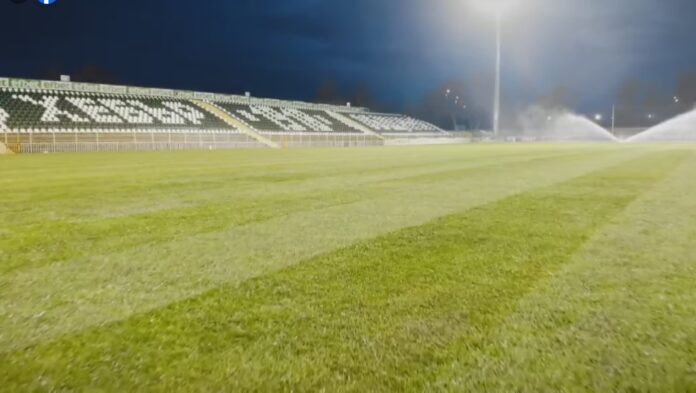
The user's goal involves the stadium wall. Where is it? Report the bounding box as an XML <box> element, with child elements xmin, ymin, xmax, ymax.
<box><xmin>1</xmin><ymin>132</ymin><xmax>268</xmax><ymax>154</ymax></box>
<box><xmin>384</xmin><ymin>136</ymin><xmax>471</xmax><ymax>146</ymax></box>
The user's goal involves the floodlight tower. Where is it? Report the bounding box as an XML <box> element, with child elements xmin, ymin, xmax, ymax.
<box><xmin>493</xmin><ymin>11</ymin><xmax>502</xmax><ymax>137</ymax></box>
<box><xmin>472</xmin><ymin>0</ymin><xmax>516</xmax><ymax>137</ymax></box>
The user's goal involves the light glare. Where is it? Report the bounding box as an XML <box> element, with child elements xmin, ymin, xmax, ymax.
<box><xmin>471</xmin><ymin>0</ymin><xmax>518</xmax><ymax>18</ymax></box>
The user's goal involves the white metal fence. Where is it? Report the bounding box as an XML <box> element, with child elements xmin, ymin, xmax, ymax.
<box><xmin>2</xmin><ymin>132</ymin><xmax>266</xmax><ymax>154</ymax></box>
<box><xmin>260</xmin><ymin>132</ymin><xmax>384</xmax><ymax>148</ymax></box>
<box><xmin>2</xmin><ymin>131</ymin><xmax>386</xmax><ymax>154</ymax></box>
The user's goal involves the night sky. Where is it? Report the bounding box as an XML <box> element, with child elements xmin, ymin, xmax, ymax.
<box><xmin>1</xmin><ymin>0</ymin><xmax>695</xmax><ymax>124</ymax></box>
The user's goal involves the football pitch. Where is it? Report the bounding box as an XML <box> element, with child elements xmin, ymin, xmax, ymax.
<box><xmin>2</xmin><ymin>143</ymin><xmax>696</xmax><ymax>391</ymax></box>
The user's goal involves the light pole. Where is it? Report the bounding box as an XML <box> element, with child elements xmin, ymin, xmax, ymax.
<box><xmin>493</xmin><ymin>12</ymin><xmax>502</xmax><ymax>137</ymax></box>
<box><xmin>472</xmin><ymin>0</ymin><xmax>516</xmax><ymax>137</ymax></box>
<box><xmin>611</xmin><ymin>104</ymin><xmax>616</xmax><ymax>135</ymax></box>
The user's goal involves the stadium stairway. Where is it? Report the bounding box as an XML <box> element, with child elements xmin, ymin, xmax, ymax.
<box><xmin>0</xmin><ymin>139</ymin><xmax>12</xmax><ymax>154</ymax></box>
<box><xmin>192</xmin><ymin>100</ymin><xmax>281</xmax><ymax>148</ymax></box>
<box><xmin>324</xmin><ymin>111</ymin><xmax>385</xmax><ymax>141</ymax></box>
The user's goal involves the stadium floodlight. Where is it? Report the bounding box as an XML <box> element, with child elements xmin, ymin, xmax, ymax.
<box><xmin>471</xmin><ymin>0</ymin><xmax>519</xmax><ymax>137</ymax></box>
<box><xmin>471</xmin><ymin>0</ymin><xmax>518</xmax><ymax>18</ymax></box>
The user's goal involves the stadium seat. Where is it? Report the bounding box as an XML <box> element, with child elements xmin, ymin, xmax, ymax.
<box><xmin>348</xmin><ymin>113</ymin><xmax>445</xmax><ymax>135</ymax></box>
<box><xmin>213</xmin><ymin>102</ymin><xmax>365</xmax><ymax>134</ymax></box>
<box><xmin>0</xmin><ymin>88</ymin><xmax>238</xmax><ymax>134</ymax></box>
<box><xmin>0</xmin><ymin>83</ymin><xmax>446</xmax><ymax>152</ymax></box>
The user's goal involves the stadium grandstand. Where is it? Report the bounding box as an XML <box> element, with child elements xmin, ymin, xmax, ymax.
<box><xmin>0</xmin><ymin>78</ymin><xmax>449</xmax><ymax>154</ymax></box>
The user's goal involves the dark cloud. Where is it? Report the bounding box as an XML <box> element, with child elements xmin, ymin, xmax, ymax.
<box><xmin>0</xmin><ymin>0</ymin><xmax>694</xmax><ymax>115</ymax></box>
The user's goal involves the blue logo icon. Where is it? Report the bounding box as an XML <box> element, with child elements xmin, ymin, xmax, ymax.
<box><xmin>38</xmin><ymin>0</ymin><xmax>56</xmax><ymax>4</ymax></box>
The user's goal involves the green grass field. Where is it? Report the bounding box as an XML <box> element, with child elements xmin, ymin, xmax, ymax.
<box><xmin>2</xmin><ymin>143</ymin><xmax>696</xmax><ymax>392</ymax></box>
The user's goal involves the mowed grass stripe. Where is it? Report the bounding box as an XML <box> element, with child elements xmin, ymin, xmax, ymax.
<box><xmin>0</xmin><ymin>144</ymin><xmax>582</xmax><ymax>224</ymax></box>
<box><xmin>0</xmin><ymin>145</ymin><xmax>613</xmax><ymax>230</ymax></box>
<box><xmin>0</xmin><ymin>146</ymin><xmax>649</xmax><ymax>351</ymax></box>
<box><xmin>0</xmin><ymin>146</ymin><xmax>604</xmax><ymax>274</ymax></box>
<box><xmin>436</xmin><ymin>150</ymin><xmax>696</xmax><ymax>392</ymax></box>
<box><xmin>0</xmin><ymin>150</ymin><xmax>686</xmax><ymax>392</ymax></box>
